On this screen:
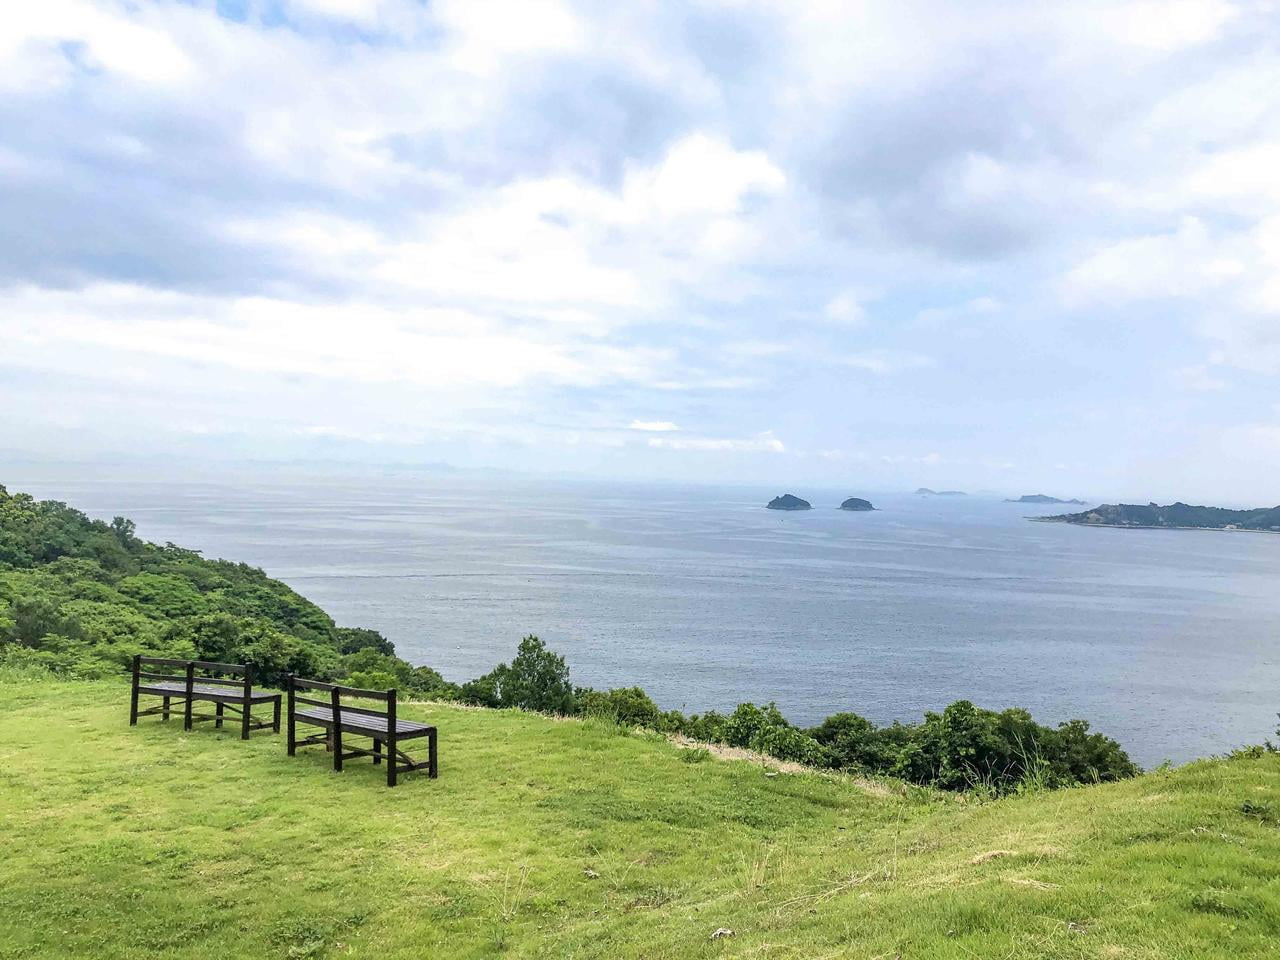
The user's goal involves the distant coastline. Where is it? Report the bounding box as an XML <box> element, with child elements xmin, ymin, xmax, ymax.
<box><xmin>1036</xmin><ymin>501</ymin><xmax>1280</xmax><ymax>533</ymax></box>
<box><xmin>1032</xmin><ymin>517</ymin><xmax>1280</xmax><ymax>535</ymax></box>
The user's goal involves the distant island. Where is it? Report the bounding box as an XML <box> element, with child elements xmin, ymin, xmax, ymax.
<box><xmin>1038</xmin><ymin>501</ymin><xmax>1280</xmax><ymax>532</ymax></box>
<box><xmin>1007</xmin><ymin>494</ymin><xmax>1087</xmax><ymax>505</ymax></box>
<box><xmin>916</xmin><ymin>488</ymin><xmax>966</xmax><ymax>496</ymax></box>
<box><xmin>767</xmin><ymin>493</ymin><xmax>811</xmax><ymax>511</ymax></box>
<box><xmin>839</xmin><ymin>497</ymin><xmax>875</xmax><ymax>511</ymax></box>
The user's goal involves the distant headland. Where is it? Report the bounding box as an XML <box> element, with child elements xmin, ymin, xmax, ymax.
<box><xmin>1007</xmin><ymin>494</ymin><xmax>1087</xmax><ymax>505</ymax></box>
<box><xmin>766</xmin><ymin>493</ymin><xmax>811</xmax><ymax>511</ymax></box>
<box><xmin>1037</xmin><ymin>501</ymin><xmax>1280</xmax><ymax>532</ymax></box>
<box><xmin>839</xmin><ymin>497</ymin><xmax>875</xmax><ymax>511</ymax></box>
<box><xmin>916</xmin><ymin>488</ymin><xmax>966</xmax><ymax>496</ymax></box>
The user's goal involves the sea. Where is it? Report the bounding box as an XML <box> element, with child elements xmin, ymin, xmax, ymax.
<box><xmin>11</xmin><ymin>472</ymin><xmax>1280</xmax><ymax>768</ymax></box>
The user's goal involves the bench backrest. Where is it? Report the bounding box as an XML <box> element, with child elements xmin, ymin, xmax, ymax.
<box><xmin>286</xmin><ymin>676</ymin><xmax>398</xmax><ymax>729</ymax></box>
<box><xmin>132</xmin><ymin>656</ymin><xmax>255</xmax><ymax>695</ymax></box>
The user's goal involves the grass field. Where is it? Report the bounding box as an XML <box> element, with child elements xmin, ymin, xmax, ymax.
<box><xmin>2</xmin><ymin>678</ymin><xmax>1278</xmax><ymax>959</ymax></box>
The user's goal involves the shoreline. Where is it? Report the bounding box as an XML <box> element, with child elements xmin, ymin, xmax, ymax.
<box><xmin>1029</xmin><ymin>517</ymin><xmax>1280</xmax><ymax>535</ymax></box>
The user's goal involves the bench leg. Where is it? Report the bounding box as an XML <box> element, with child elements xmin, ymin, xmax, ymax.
<box><xmin>272</xmin><ymin>697</ymin><xmax>281</xmax><ymax>734</ymax></box>
<box><xmin>241</xmin><ymin>699</ymin><xmax>251</xmax><ymax>740</ymax></box>
<box><xmin>215</xmin><ymin>702</ymin><xmax>224</xmax><ymax>729</ymax></box>
<box><xmin>387</xmin><ymin>733</ymin><xmax>397</xmax><ymax>788</ymax></box>
<box><xmin>333</xmin><ymin>727</ymin><xmax>343</xmax><ymax>772</ymax></box>
<box><xmin>183</xmin><ymin>696</ymin><xmax>193</xmax><ymax>732</ymax></box>
<box><xmin>287</xmin><ymin>709</ymin><xmax>296</xmax><ymax>756</ymax></box>
<box><xmin>372</xmin><ymin>738</ymin><xmax>382</xmax><ymax>764</ymax></box>
<box><xmin>429</xmin><ymin>730</ymin><xmax>438</xmax><ymax>779</ymax></box>
<box><xmin>129</xmin><ymin>686</ymin><xmax>139</xmax><ymax>727</ymax></box>
<box><xmin>162</xmin><ymin>696</ymin><xmax>171</xmax><ymax>721</ymax></box>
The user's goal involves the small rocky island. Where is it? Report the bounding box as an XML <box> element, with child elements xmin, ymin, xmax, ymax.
<box><xmin>766</xmin><ymin>494</ymin><xmax>811</xmax><ymax>511</ymax></box>
<box><xmin>840</xmin><ymin>497</ymin><xmax>875</xmax><ymax>511</ymax></box>
<box><xmin>1007</xmin><ymin>494</ymin><xmax>1087</xmax><ymax>505</ymax></box>
<box><xmin>1039</xmin><ymin>501</ymin><xmax>1280</xmax><ymax>532</ymax></box>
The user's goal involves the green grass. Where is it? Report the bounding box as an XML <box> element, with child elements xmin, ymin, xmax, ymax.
<box><xmin>2</xmin><ymin>679</ymin><xmax>1279</xmax><ymax>958</ymax></box>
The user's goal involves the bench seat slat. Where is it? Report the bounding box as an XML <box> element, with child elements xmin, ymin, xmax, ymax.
<box><xmin>293</xmin><ymin>708</ymin><xmax>434</xmax><ymax>738</ymax></box>
<box><xmin>138</xmin><ymin>681</ymin><xmax>280</xmax><ymax>702</ymax></box>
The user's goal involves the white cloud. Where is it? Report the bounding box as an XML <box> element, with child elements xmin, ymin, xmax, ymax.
<box><xmin>631</xmin><ymin>133</ymin><xmax>785</xmax><ymax>219</ymax></box>
<box><xmin>915</xmin><ymin>296</ymin><xmax>1000</xmax><ymax>326</ymax></box>
<box><xmin>434</xmin><ymin>0</ymin><xmax>584</xmax><ymax>76</ymax></box>
<box><xmin>823</xmin><ymin>292</ymin><xmax>865</xmax><ymax>325</ymax></box>
<box><xmin>1064</xmin><ymin>217</ymin><xmax>1228</xmax><ymax>303</ymax></box>
<box><xmin>1171</xmin><ymin>365</ymin><xmax>1227</xmax><ymax>392</ymax></box>
<box><xmin>287</xmin><ymin>0</ymin><xmax>385</xmax><ymax>25</ymax></box>
<box><xmin>838</xmin><ymin>350</ymin><xmax>935</xmax><ymax>374</ymax></box>
<box><xmin>1202</xmin><ymin>314</ymin><xmax>1280</xmax><ymax>375</ymax></box>
<box><xmin>1090</xmin><ymin>0</ymin><xmax>1238</xmax><ymax>53</ymax></box>
<box><xmin>648</xmin><ymin>431</ymin><xmax>785</xmax><ymax>453</ymax></box>
<box><xmin>629</xmin><ymin>420</ymin><xmax>681</xmax><ymax>432</ymax></box>
<box><xmin>0</xmin><ymin>284</ymin><xmax>664</xmax><ymax>391</ymax></box>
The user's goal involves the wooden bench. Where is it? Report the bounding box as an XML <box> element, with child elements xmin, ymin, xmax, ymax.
<box><xmin>129</xmin><ymin>656</ymin><xmax>281</xmax><ymax>739</ymax></box>
<box><xmin>286</xmin><ymin>676</ymin><xmax>438</xmax><ymax>787</ymax></box>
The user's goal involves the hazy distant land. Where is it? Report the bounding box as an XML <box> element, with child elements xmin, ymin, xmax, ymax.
<box><xmin>1038</xmin><ymin>501</ymin><xmax>1280</xmax><ymax>532</ymax></box>
<box><xmin>1007</xmin><ymin>494</ymin><xmax>1087</xmax><ymax>505</ymax></box>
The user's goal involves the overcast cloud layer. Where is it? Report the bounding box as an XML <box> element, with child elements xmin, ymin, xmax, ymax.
<box><xmin>4</xmin><ymin>0</ymin><xmax>1280</xmax><ymax>501</ymax></box>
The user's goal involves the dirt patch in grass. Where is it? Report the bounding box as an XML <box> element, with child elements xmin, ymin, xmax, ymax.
<box><xmin>664</xmin><ymin>734</ymin><xmax>899</xmax><ymax>798</ymax></box>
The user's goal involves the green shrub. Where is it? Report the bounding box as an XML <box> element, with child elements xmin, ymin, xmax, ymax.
<box><xmin>346</xmin><ymin>670</ymin><xmax>400</xmax><ymax>691</ymax></box>
<box><xmin>576</xmin><ymin>686</ymin><xmax>661</xmax><ymax>727</ymax></box>
<box><xmin>684</xmin><ymin>702</ymin><xmax>828</xmax><ymax>766</ymax></box>
<box><xmin>809</xmin><ymin>712</ymin><xmax>894</xmax><ymax>771</ymax></box>
<box><xmin>748</xmin><ymin>723</ymin><xmax>827</xmax><ymax>765</ymax></box>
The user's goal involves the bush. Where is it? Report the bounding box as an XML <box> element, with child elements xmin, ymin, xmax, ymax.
<box><xmin>884</xmin><ymin>701</ymin><xmax>1138</xmax><ymax>793</ymax></box>
<box><xmin>748</xmin><ymin>723</ymin><xmax>827</xmax><ymax>765</ymax></box>
<box><xmin>406</xmin><ymin>665</ymin><xmax>459</xmax><ymax>701</ymax></box>
<box><xmin>459</xmin><ymin>672</ymin><xmax>500</xmax><ymax>708</ymax></box>
<box><xmin>673</xmin><ymin>701</ymin><xmax>828</xmax><ymax>766</ymax></box>
<box><xmin>809</xmin><ymin>712</ymin><xmax>891</xmax><ymax>771</ymax></box>
<box><xmin>346</xmin><ymin>670</ymin><xmax>399</xmax><ymax>691</ymax></box>
<box><xmin>576</xmin><ymin>686</ymin><xmax>661</xmax><ymax>727</ymax></box>
<box><xmin>681</xmin><ymin>710</ymin><xmax>727</xmax><ymax>744</ymax></box>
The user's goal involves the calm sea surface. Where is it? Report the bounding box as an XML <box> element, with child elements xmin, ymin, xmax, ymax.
<box><xmin>14</xmin><ymin>475</ymin><xmax>1280</xmax><ymax>767</ymax></box>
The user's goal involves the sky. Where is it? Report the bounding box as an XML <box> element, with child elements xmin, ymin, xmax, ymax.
<box><xmin>3</xmin><ymin>0</ymin><xmax>1280</xmax><ymax>503</ymax></box>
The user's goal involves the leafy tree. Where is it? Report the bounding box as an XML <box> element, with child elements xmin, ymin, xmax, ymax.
<box><xmin>336</xmin><ymin>627</ymin><xmax>395</xmax><ymax>656</ymax></box>
<box><xmin>462</xmin><ymin>636</ymin><xmax>575</xmax><ymax>714</ymax></box>
<box><xmin>6</xmin><ymin>595</ymin><xmax>79</xmax><ymax>646</ymax></box>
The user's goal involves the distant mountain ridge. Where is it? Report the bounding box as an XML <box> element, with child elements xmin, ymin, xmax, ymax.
<box><xmin>1008</xmin><ymin>494</ymin><xmax>1087</xmax><ymax>504</ymax></box>
<box><xmin>915</xmin><ymin>488</ymin><xmax>966</xmax><ymax>496</ymax></box>
<box><xmin>1041</xmin><ymin>501</ymin><xmax>1280</xmax><ymax>531</ymax></box>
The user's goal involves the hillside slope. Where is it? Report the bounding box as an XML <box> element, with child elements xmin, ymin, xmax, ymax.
<box><xmin>2</xmin><ymin>678</ymin><xmax>1277</xmax><ymax>959</ymax></box>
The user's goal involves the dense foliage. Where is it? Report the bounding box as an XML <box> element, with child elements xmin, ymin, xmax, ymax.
<box><xmin>0</xmin><ymin>483</ymin><xmax>1138</xmax><ymax>793</ymax></box>
<box><xmin>1051</xmin><ymin>501</ymin><xmax>1280</xmax><ymax>530</ymax></box>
